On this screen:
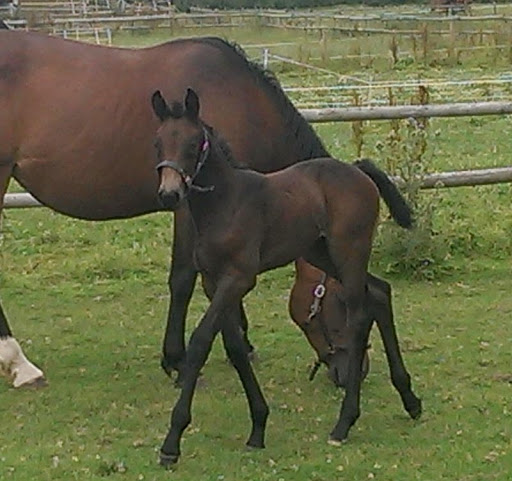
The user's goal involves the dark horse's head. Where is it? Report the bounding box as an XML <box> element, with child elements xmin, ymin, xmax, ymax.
<box><xmin>151</xmin><ymin>88</ymin><xmax>209</xmax><ymax>210</ymax></box>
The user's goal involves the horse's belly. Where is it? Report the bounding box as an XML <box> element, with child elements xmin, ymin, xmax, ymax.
<box><xmin>13</xmin><ymin>156</ymin><xmax>162</xmax><ymax>220</ymax></box>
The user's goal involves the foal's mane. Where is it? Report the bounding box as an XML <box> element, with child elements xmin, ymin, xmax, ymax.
<box><xmin>197</xmin><ymin>37</ymin><xmax>330</xmax><ymax>161</ymax></box>
<box><xmin>205</xmin><ymin>125</ymin><xmax>246</xmax><ymax>170</ymax></box>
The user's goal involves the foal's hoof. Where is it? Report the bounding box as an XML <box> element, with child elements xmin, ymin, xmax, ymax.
<box><xmin>327</xmin><ymin>436</ymin><xmax>347</xmax><ymax>447</ymax></box>
<box><xmin>159</xmin><ymin>452</ymin><xmax>179</xmax><ymax>468</ymax></box>
<box><xmin>17</xmin><ymin>376</ymin><xmax>48</xmax><ymax>389</ymax></box>
<box><xmin>407</xmin><ymin>396</ymin><xmax>423</xmax><ymax>420</ymax></box>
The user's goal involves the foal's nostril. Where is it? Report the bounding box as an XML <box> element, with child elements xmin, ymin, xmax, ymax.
<box><xmin>158</xmin><ymin>189</ymin><xmax>181</xmax><ymax>209</ymax></box>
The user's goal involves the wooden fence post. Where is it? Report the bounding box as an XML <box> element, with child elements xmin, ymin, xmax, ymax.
<box><xmin>422</xmin><ymin>23</ymin><xmax>429</xmax><ymax>65</ymax></box>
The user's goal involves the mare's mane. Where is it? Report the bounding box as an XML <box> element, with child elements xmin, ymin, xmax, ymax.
<box><xmin>197</xmin><ymin>37</ymin><xmax>330</xmax><ymax>161</ymax></box>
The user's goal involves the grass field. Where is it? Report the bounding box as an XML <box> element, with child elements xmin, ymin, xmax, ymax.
<box><xmin>1</xmin><ymin>19</ymin><xmax>511</xmax><ymax>481</ymax></box>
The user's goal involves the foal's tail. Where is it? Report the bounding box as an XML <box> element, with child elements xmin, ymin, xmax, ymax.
<box><xmin>354</xmin><ymin>158</ymin><xmax>413</xmax><ymax>229</ymax></box>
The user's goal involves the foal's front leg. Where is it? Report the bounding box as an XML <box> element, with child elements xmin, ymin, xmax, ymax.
<box><xmin>160</xmin><ymin>273</ymin><xmax>263</xmax><ymax>466</ymax></box>
<box><xmin>162</xmin><ymin>209</ymin><xmax>255</xmax><ymax>383</ymax></box>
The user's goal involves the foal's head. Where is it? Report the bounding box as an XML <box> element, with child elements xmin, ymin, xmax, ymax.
<box><xmin>151</xmin><ymin>88</ymin><xmax>210</xmax><ymax>210</ymax></box>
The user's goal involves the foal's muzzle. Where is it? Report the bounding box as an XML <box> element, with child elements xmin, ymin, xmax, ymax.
<box><xmin>156</xmin><ymin>161</ymin><xmax>189</xmax><ymax>210</ymax></box>
<box><xmin>158</xmin><ymin>187</ymin><xmax>183</xmax><ymax>210</ymax></box>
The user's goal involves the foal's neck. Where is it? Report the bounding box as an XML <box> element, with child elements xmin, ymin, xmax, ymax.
<box><xmin>187</xmin><ymin>137</ymin><xmax>239</xmax><ymax>223</ymax></box>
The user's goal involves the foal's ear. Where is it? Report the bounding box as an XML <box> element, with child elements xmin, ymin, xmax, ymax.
<box><xmin>151</xmin><ymin>90</ymin><xmax>171</xmax><ymax>122</ymax></box>
<box><xmin>184</xmin><ymin>88</ymin><xmax>200</xmax><ymax>120</ymax></box>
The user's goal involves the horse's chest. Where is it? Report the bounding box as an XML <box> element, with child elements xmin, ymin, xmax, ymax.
<box><xmin>192</xmin><ymin>233</ymin><xmax>241</xmax><ymax>275</ymax></box>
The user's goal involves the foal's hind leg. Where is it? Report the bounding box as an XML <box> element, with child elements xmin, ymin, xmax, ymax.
<box><xmin>0</xmin><ymin>166</ymin><xmax>45</xmax><ymax>388</ymax></box>
<box><xmin>325</xmin><ymin>241</ymin><xmax>374</xmax><ymax>443</ymax></box>
<box><xmin>368</xmin><ymin>274</ymin><xmax>422</xmax><ymax>419</ymax></box>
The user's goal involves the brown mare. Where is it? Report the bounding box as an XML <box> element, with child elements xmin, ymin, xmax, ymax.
<box><xmin>151</xmin><ymin>89</ymin><xmax>422</xmax><ymax>466</ymax></box>
<box><xmin>290</xmin><ymin>259</ymin><xmax>414</xmax><ymax>391</ymax></box>
<box><xmin>0</xmin><ymin>30</ymin><xmax>337</xmax><ymax>387</ymax></box>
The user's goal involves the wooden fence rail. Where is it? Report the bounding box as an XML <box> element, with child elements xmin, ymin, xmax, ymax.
<box><xmin>4</xmin><ymin>100</ymin><xmax>512</xmax><ymax>209</ymax></box>
<box><xmin>5</xmin><ymin>166</ymin><xmax>511</xmax><ymax>209</ymax></box>
<box><xmin>301</xmin><ymin>101</ymin><xmax>512</xmax><ymax>122</ymax></box>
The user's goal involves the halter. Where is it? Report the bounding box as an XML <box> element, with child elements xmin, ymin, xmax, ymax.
<box><xmin>155</xmin><ymin>128</ymin><xmax>215</xmax><ymax>194</ymax></box>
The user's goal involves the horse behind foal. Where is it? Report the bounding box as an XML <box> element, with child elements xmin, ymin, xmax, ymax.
<box><xmin>151</xmin><ymin>89</ymin><xmax>422</xmax><ymax>466</ymax></box>
<box><xmin>290</xmin><ymin>259</ymin><xmax>417</xmax><ymax>397</ymax></box>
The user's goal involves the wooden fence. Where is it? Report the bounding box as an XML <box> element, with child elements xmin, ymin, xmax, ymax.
<box><xmin>4</xmin><ymin>100</ymin><xmax>512</xmax><ymax>209</ymax></box>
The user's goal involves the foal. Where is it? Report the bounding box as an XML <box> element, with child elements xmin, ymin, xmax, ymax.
<box><xmin>151</xmin><ymin>89</ymin><xmax>421</xmax><ymax>465</ymax></box>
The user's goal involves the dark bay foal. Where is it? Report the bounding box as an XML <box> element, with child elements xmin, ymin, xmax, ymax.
<box><xmin>151</xmin><ymin>89</ymin><xmax>422</xmax><ymax>466</ymax></box>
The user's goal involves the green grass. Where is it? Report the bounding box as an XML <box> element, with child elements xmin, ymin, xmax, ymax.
<box><xmin>1</xmin><ymin>20</ymin><xmax>511</xmax><ymax>480</ymax></box>
<box><xmin>0</xmin><ymin>209</ymin><xmax>510</xmax><ymax>480</ymax></box>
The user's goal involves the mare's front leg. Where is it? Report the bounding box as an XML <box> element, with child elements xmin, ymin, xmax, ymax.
<box><xmin>161</xmin><ymin>207</ymin><xmax>198</xmax><ymax>382</ymax></box>
<box><xmin>368</xmin><ymin>274</ymin><xmax>422</xmax><ymax>419</ymax></box>
<box><xmin>0</xmin><ymin>167</ymin><xmax>45</xmax><ymax>388</ymax></box>
<box><xmin>160</xmin><ymin>272</ymin><xmax>260</xmax><ymax>466</ymax></box>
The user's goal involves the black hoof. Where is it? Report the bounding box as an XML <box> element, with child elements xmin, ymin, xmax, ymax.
<box><xmin>159</xmin><ymin>452</ymin><xmax>179</xmax><ymax>468</ymax></box>
<box><xmin>246</xmin><ymin>441</ymin><xmax>265</xmax><ymax>450</ymax></box>
<box><xmin>407</xmin><ymin>397</ymin><xmax>422</xmax><ymax>420</ymax></box>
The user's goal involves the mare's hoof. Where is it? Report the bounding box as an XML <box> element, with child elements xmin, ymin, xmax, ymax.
<box><xmin>159</xmin><ymin>452</ymin><xmax>179</xmax><ymax>468</ymax></box>
<box><xmin>18</xmin><ymin>376</ymin><xmax>48</xmax><ymax>389</ymax></box>
<box><xmin>407</xmin><ymin>397</ymin><xmax>422</xmax><ymax>420</ymax></box>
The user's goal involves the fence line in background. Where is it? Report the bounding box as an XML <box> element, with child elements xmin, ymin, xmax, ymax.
<box><xmin>6</xmin><ymin>166</ymin><xmax>511</xmax><ymax>209</ymax></box>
